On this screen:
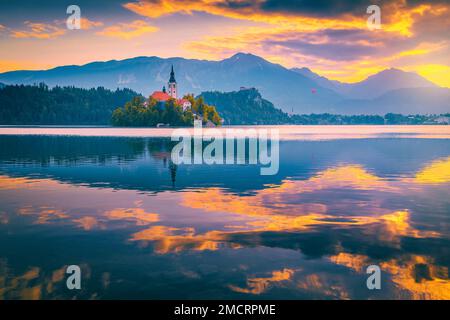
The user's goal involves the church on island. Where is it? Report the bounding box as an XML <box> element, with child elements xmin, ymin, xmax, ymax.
<box><xmin>111</xmin><ymin>65</ymin><xmax>221</xmax><ymax>127</ymax></box>
<box><xmin>148</xmin><ymin>65</ymin><xmax>192</xmax><ymax>111</ymax></box>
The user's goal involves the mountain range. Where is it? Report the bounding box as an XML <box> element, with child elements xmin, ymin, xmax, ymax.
<box><xmin>0</xmin><ymin>52</ymin><xmax>448</xmax><ymax>115</ymax></box>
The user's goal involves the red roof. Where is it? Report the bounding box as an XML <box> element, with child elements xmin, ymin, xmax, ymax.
<box><xmin>151</xmin><ymin>91</ymin><xmax>171</xmax><ymax>101</ymax></box>
<box><xmin>178</xmin><ymin>98</ymin><xmax>191</xmax><ymax>105</ymax></box>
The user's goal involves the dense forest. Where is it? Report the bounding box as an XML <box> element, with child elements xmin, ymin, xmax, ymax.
<box><xmin>0</xmin><ymin>83</ymin><xmax>138</xmax><ymax>125</ymax></box>
<box><xmin>111</xmin><ymin>95</ymin><xmax>221</xmax><ymax>127</ymax></box>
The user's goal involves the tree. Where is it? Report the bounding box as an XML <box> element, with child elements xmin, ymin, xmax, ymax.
<box><xmin>111</xmin><ymin>94</ymin><xmax>221</xmax><ymax>127</ymax></box>
<box><xmin>0</xmin><ymin>83</ymin><xmax>139</xmax><ymax>125</ymax></box>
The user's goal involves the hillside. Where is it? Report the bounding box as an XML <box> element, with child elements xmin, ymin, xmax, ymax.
<box><xmin>200</xmin><ymin>88</ymin><xmax>290</xmax><ymax>125</ymax></box>
<box><xmin>0</xmin><ymin>84</ymin><xmax>139</xmax><ymax>125</ymax></box>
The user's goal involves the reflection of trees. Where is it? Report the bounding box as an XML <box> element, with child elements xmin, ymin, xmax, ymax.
<box><xmin>169</xmin><ymin>161</ymin><xmax>177</xmax><ymax>187</ymax></box>
<box><xmin>0</xmin><ymin>135</ymin><xmax>176</xmax><ymax>166</ymax></box>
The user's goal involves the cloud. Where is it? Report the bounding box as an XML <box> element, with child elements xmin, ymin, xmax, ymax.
<box><xmin>10</xmin><ymin>21</ymin><xmax>66</xmax><ymax>39</ymax></box>
<box><xmin>96</xmin><ymin>19</ymin><xmax>158</xmax><ymax>39</ymax></box>
<box><xmin>124</xmin><ymin>0</ymin><xmax>367</xmax><ymax>30</ymax></box>
<box><xmin>187</xmin><ymin>7</ymin><xmax>449</xmax><ymax>82</ymax></box>
<box><xmin>3</xmin><ymin>17</ymin><xmax>102</xmax><ymax>40</ymax></box>
<box><xmin>80</xmin><ymin>17</ymin><xmax>104</xmax><ymax>30</ymax></box>
<box><xmin>123</xmin><ymin>0</ymin><xmax>449</xmax><ymax>85</ymax></box>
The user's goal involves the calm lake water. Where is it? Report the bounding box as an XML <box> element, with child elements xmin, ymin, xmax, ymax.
<box><xmin>0</xmin><ymin>126</ymin><xmax>449</xmax><ymax>299</ymax></box>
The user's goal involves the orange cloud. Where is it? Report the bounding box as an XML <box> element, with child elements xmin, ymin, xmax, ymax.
<box><xmin>96</xmin><ymin>20</ymin><xmax>158</xmax><ymax>39</ymax></box>
<box><xmin>170</xmin><ymin>0</ymin><xmax>449</xmax><ymax>84</ymax></box>
<box><xmin>124</xmin><ymin>0</ymin><xmax>449</xmax><ymax>36</ymax></box>
<box><xmin>10</xmin><ymin>21</ymin><xmax>65</xmax><ymax>39</ymax></box>
<box><xmin>80</xmin><ymin>18</ymin><xmax>104</xmax><ymax>30</ymax></box>
<box><xmin>123</xmin><ymin>0</ymin><xmax>366</xmax><ymax>30</ymax></box>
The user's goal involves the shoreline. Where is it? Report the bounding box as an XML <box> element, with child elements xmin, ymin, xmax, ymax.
<box><xmin>1</xmin><ymin>125</ymin><xmax>449</xmax><ymax>140</ymax></box>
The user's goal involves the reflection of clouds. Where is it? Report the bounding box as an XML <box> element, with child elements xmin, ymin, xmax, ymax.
<box><xmin>130</xmin><ymin>209</ymin><xmax>440</xmax><ymax>255</ymax></box>
<box><xmin>380</xmin><ymin>256</ymin><xmax>450</xmax><ymax>300</ymax></box>
<box><xmin>0</xmin><ymin>261</ymin><xmax>96</xmax><ymax>300</ymax></box>
<box><xmin>229</xmin><ymin>269</ymin><xmax>295</xmax><ymax>295</ymax></box>
<box><xmin>0</xmin><ymin>211</ymin><xmax>8</xmax><ymax>224</ymax></box>
<box><xmin>329</xmin><ymin>253</ymin><xmax>450</xmax><ymax>300</ymax></box>
<box><xmin>0</xmin><ymin>175</ymin><xmax>161</xmax><ymax>230</ymax></box>
<box><xmin>228</xmin><ymin>267</ymin><xmax>350</xmax><ymax>298</ymax></box>
<box><xmin>363</xmin><ymin>210</ymin><xmax>440</xmax><ymax>244</ymax></box>
<box><xmin>178</xmin><ymin>164</ymin><xmax>441</xmax><ymax>247</ymax></box>
<box><xmin>72</xmin><ymin>216</ymin><xmax>100</xmax><ymax>231</ymax></box>
<box><xmin>130</xmin><ymin>226</ymin><xmax>230</xmax><ymax>253</ymax></box>
<box><xmin>415</xmin><ymin>156</ymin><xmax>450</xmax><ymax>184</ymax></box>
<box><xmin>182</xmin><ymin>165</ymin><xmax>396</xmax><ymax>219</ymax></box>
<box><xmin>0</xmin><ymin>261</ymin><xmax>66</xmax><ymax>300</ymax></box>
<box><xmin>18</xmin><ymin>206</ymin><xmax>69</xmax><ymax>224</ymax></box>
<box><xmin>1</xmin><ymin>157</ymin><xmax>449</xmax><ymax>299</ymax></box>
<box><xmin>105</xmin><ymin>208</ymin><xmax>159</xmax><ymax>226</ymax></box>
<box><xmin>0</xmin><ymin>175</ymin><xmax>58</xmax><ymax>190</ymax></box>
<box><xmin>296</xmin><ymin>273</ymin><xmax>350</xmax><ymax>299</ymax></box>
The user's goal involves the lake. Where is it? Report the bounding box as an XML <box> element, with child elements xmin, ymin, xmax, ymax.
<box><xmin>0</xmin><ymin>126</ymin><xmax>449</xmax><ymax>299</ymax></box>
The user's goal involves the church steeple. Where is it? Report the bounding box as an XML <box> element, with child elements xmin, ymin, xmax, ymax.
<box><xmin>169</xmin><ymin>65</ymin><xmax>176</xmax><ymax>83</ymax></box>
<box><xmin>168</xmin><ymin>65</ymin><xmax>177</xmax><ymax>98</ymax></box>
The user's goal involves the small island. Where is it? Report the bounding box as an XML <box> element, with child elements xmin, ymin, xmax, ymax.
<box><xmin>111</xmin><ymin>66</ymin><xmax>221</xmax><ymax>127</ymax></box>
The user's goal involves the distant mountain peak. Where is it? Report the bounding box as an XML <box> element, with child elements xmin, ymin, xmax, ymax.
<box><xmin>229</xmin><ymin>52</ymin><xmax>260</xmax><ymax>59</ymax></box>
<box><xmin>296</xmin><ymin>67</ymin><xmax>312</xmax><ymax>72</ymax></box>
<box><xmin>364</xmin><ymin>67</ymin><xmax>432</xmax><ymax>82</ymax></box>
<box><xmin>224</xmin><ymin>52</ymin><xmax>270</xmax><ymax>65</ymax></box>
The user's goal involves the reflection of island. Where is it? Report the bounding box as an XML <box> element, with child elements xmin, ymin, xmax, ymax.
<box><xmin>148</xmin><ymin>149</ymin><xmax>178</xmax><ymax>187</ymax></box>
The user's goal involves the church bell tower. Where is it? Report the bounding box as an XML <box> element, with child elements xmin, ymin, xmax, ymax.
<box><xmin>168</xmin><ymin>65</ymin><xmax>177</xmax><ymax>99</ymax></box>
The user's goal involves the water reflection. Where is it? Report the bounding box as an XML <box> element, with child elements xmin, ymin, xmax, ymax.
<box><xmin>0</xmin><ymin>134</ymin><xmax>449</xmax><ymax>299</ymax></box>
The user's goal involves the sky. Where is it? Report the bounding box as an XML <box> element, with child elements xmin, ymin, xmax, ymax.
<box><xmin>0</xmin><ymin>0</ymin><xmax>449</xmax><ymax>86</ymax></box>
